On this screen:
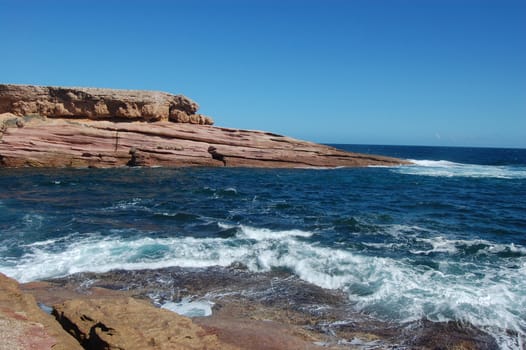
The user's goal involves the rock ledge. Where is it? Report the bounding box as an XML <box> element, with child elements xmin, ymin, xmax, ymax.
<box><xmin>0</xmin><ymin>84</ymin><xmax>410</xmax><ymax>169</ymax></box>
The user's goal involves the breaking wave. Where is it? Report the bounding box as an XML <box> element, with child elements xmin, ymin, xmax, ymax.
<box><xmin>395</xmin><ymin>160</ymin><xmax>526</xmax><ymax>179</ymax></box>
<box><xmin>1</xmin><ymin>223</ymin><xmax>524</xmax><ymax>348</ymax></box>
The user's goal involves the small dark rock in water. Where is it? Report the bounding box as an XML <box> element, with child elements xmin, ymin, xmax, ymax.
<box><xmin>44</xmin><ymin>265</ymin><xmax>500</xmax><ymax>349</ymax></box>
<box><xmin>403</xmin><ymin>319</ymin><xmax>499</xmax><ymax>350</ymax></box>
<box><xmin>227</xmin><ymin>261</ymin><xmax>249</xmax><ymax>271</ymax></box>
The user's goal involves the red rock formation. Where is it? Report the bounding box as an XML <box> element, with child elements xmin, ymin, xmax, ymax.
<box><xmin>0</xmin><ymin>273</ymin><xmax>83</xmax><ymax>350</ymax></box>
<box><xmin>0</xmin><ymin>84</ymin><xmax>213</xmax><ymax>124</ymax></box>
<box><xmin>0</xmin><ymin>116</ymin><xmax>408</xmax><ymax>168</ymax></box>
<box><xmin>0</xmin><ymin>84</ymin><xmax>410</xmax><ymax>168</ymax></box>
<box><xmin>25</xmin><ymin>278</ymin><xmax>347</xmax><ymax>350</ymax></box>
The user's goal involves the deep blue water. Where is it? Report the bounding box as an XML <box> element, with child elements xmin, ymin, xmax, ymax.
<box><xmin>0</xmin><ymin>145</ymin><xmax>525</xmax><ymax>348</ymax></box>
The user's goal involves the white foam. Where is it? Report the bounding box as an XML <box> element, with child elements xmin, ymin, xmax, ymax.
<box><xmin>223</xmin><ymin>187</ymin><xmax>238</xmax><ymax>194</ymax></box>
<box><xmin>108</xmin><ymin>198</ymin><xmax>146</xmax><ymax>210</ymax></box>
<box><xmin>410</xmin><ymin>236</ymin><xmax>526</xmax><ymax>257</ymax></box>
<box><xmin>238</xmin><ymin>225</ymin><xmax>314</xmax><ymax>240</ymax></box>
<box><xmin>410</xmin><ymin>236</ymin><xmax>460</xmax><ymax>255</ymax></box>
<box><xmin>1</xmin><ymin>223</ymin><xmax>524</xmax><ymax>349</ymax></box>
<box><xmin>395</xmin><ymin>160</ymin><xmax>526</xmax><ymax>179</ymax></box>
<box><xmin>410</xmin><ymin>159</ymin><xmax>460</xmax><ymax>167</ymax></box>
<box><xmin>161</xmin><ymin>297</ymin><xmax>214</xmax><ymax>317</ymax></box>
<box><xmin>0</xmin><ymin>234</ymin><xmax>249</xmax><ymax>283</ymax></box>
<box><xmin>22</xmin><ymin>238</ymin><xmax>61</xmax><ymax>248</ymax></box>
<box><xmin>218</xmin><ymin>223</ymin><xmax>313</xmax><ymax>240</ymax></box>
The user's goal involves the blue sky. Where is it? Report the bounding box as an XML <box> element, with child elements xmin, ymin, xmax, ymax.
<box><xmin>1</xmin><ymin>0</ymin><xmax>525</xmax><ymax>147</ymax></box>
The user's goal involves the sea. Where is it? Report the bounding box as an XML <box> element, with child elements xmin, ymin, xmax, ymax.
<box><xmin>0</xmin><ymin>145</ymin><xmax>525</xmax><ymax>349</ymax></box>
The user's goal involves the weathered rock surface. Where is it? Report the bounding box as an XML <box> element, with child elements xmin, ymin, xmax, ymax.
<box><xmin>0</xmin><ymin>272</ymin><xmax>82</xmax><ymax>350</ymax></box>
<box><xmin>0</xmin><ymin>115</ymin><xmax>408</xmax><ymax>168</ymax></box>
<box><xmin>0</xmin><ymin>84</ymin><xmax>213</xmax><ymax>124</ymax></box>
<box><xmin>53</xmin><ymin>297</ymin><xmax>239</xmax><ymax>350</ymax></box>
<box><xmin>0</xmin><ymin>83</ymin><xmax>409</xmax><ymax>168</ymax></box>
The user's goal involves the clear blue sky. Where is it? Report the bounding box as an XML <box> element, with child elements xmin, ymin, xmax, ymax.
<box><xmin>1</xmin><ymin>0</ymin><xmax>525</xmax><ymax>148</ymax></box>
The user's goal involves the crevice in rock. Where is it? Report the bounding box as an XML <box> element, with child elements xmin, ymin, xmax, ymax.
<box><xmin>88</xmin><ymin>322</ymin><xmax>120</xmax><ymax>350</ymax></box>
<box><xmin>46</xmin><ymin>114</ymin><xmax>147</xmax><ymax>123</ymax></box>
<box><xmin>208</xmin><ymin>146</ymin><xmax>227</xmax><ymax>166</ymax></box>
<box><xmin>126</xmin><ymin>147</ymin><xmax>151</xmax><ymax>167</ymax></box>
<box><xmin>52</xmin><ymin>309</ymin><xmax>88</xmax><ymax>348</ymax></box>
<box><xmin>127</xmin><ymin>147</ymin><xmax>138</xmax><ymax>167</ymax></box>
<box><xmin>114</xmin><ymin>131</ymin><xmax>119</xmax><ymax>152</ymax></box>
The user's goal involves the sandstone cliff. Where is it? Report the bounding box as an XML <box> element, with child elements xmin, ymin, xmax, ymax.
<box><xmin>0</xmin><ymin>84</ymin><xmax>213</xmax><ymax>124</ymax></box>
<box><xmin>0</xmin><ymin>84</ymin><xmax>409</xmax><ymax>168</ymax></box>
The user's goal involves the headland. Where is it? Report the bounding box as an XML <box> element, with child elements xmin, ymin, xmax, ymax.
<box><xmin>0</xmin><ymin>84</ymin><xmax>409</xmax><ymax>168</ymax></box>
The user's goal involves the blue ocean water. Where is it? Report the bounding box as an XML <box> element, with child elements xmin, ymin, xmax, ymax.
<box><xmin>0</xmin><ymin>145</ymin><xmax>525</xmax><ymax>348</ymax></box>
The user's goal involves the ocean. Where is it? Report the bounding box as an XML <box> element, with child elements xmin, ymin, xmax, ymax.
<box><xmin>0</xmin><ymin>145</ymin><xmax>525</xmax><ymax>349</ymax></box>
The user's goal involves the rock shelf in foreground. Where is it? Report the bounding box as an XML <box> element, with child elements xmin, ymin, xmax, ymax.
<box><xmin>0</xmin><ymin>84</ymin><xmax>409</xmax><ymax>168</ymax></box>
<box><xmin>0</xmin><ymin>273</ymin><xmax>82</xmax><ymax>350</ymax></box>
<box><xmin>17</xmin><ymin>266</ymin><xmax>500</xmax><ymax>350</ymax></box>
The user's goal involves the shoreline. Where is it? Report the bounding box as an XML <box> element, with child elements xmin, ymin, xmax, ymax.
<box><xmin>1</xmin><ymin>160</ymin><xmax>524</xmax><ymax>349</ymax></box>
<box><xmin>1</xmin><ymin>265</ymin><xmax>500</xmax><ymax>350</ymax></box>
<box><xmin>0</xmin><ymin>84</ymin><xmax>409</xmax><ymax>169</ymax></box>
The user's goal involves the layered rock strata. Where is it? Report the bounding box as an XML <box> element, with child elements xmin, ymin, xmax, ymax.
<box><xmin>0</xmin><ymin>84</ymin><xmax>409</xmax><ymax>168</ymax></box>
<box><xmin>0</xmin><ymin>115</ymin><xmax>407</xmax><ymax>168</ymax></box>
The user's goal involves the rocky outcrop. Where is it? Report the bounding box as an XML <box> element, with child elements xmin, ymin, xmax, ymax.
<box><xmin>0</xmin><ymin>84</ymin><xmax>409</xmax><ymax>168</ymax></box>
<box><xmin>0</xmin><ymin>272</ymin><xmax>82</xmax><ymax>350</ymax></box>
<box><xmin>53</xmin><ymin>297</ymin><xmax>238</xmax><ymax>350</ymax></box>
<box><xmin>0</xmin><ymin>115</ymin><xmax>408</xmax><ymax>168</ymax></box>
<box><xmin>0</xmin><ymin>84</ymin><xmax>213</xmax><ymax>124</ymax></box>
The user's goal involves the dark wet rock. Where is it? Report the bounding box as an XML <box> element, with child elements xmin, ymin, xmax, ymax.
<box><xmin>30</xmin><ymin>265</ymin><xmax>501</xmax><ymax>349</ymax></box>
<box><xmin>402</xmin><ymin>319</ymin><xmax>499</xmax><ymax>350</ymax></box>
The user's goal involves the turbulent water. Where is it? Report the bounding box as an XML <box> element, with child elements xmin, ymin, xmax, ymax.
<box><xmin>1</xmin><ymin>145</ymin><xmax>525</xmax><ymax>349</ymax></box>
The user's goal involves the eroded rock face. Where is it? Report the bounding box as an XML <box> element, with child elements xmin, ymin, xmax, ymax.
<box><xmin>52</xmin><ymin>297</ymin><xmax>238</xmax><ymax>350</ymax></box>
<box><xmin>0</xmin><ymin>273</ymin><xmax>82</xmax><ymax>350</ymax></box>
<box><xmin>0</xmin><ymin>116</ymin><xmax>408</xmax><ymax>168</ymax></box>
<box><xmin>0</xmin><ymin>84</ymin><xmax>213</xmax><ymax>124</ymax></box>
<box><xmin>0</xmin><ymin>83</ymin><xmax>411</xmax><ymax>169</ymax></box>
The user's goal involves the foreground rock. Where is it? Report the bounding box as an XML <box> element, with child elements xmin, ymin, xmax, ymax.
<box><xmin>0</xmin><ymin>84</ymin><xmax>409</xmax><ymax>168</ymax></box>
<box><xmin>0</xmin><ymin>272</ymin><xmax>82</xmax><ymax>350</ymax></box>
<box><xmin>53</xmin><ymin>297</ymin><xmax>238</xmax><ymax>350</ymax></box>
<box><xmin>0</xmin><ymin>84</ymin><xmax>213</xmax><ymax>124</ymax></box>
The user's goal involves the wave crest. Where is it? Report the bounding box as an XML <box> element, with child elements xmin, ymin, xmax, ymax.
<box><xmin>1</xmin><ymin>223</ymin><xmax>524</xmax><ymax>349</ymax></box>
<box><xmin>395</xmin><ymin>160</ymin><xmax>526</xmax><ymax>179</ymax></box>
